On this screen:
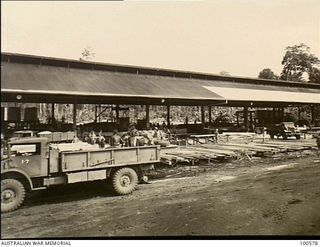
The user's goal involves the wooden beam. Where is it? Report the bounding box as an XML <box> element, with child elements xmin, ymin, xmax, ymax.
<box><xmin>167</xmin><ymin>105</ymin><xmax>170</xmax><ymax>126</ymax></box>
<box><xmin>208</xmin><ymin>106</ymin><xmax>212</xmax><ymax>124</ymax></box>
<box><xmin>115</xmin><ymin>104</ymin><xmax>119</xmax><ymax>124</ymax></box>
<box><xmin>201</xmin><ymin>106</ymin><xmax>205</xmax><ymax>126</ymax></box>
<box><xmin>272</xmin><ymin>107</ymin><xmax>276</xmax><ymax>123</ymax></box>
<box><xmin>51</xmin><ymin>103</ymin><xmax>55</xmax><ymax>122</ymax></box>
<box><xmin>244</xmin><ymin>106</ymin><xmax>249</xmax><ymax>131</ymax></box>
<box><xmin>73</xmin><ymin>103</ymin><xmax>77</xmax><ymax>131</ymax></box>
<box><xmin>311</xmin><ymin>105</ymin><xmax>315</xmax><ymax>124</ymax></box>
<box><xmin>94</xmin><ymin>105</ymin><xmax>97</xmax><ymax>123</ymax></box>
<box><xmin>98</xmin><ymin>104</ymin><xmax>101</xmax><ymax>122</ymax></box>
<box><xmin>146</xmin><ymin>104</ymin><xmax>150</xmax><ymax>128</ymax></box>
<box><xmin>236</xmin><ymin>112</ymin><xmax>239</xmax><ymax>126</ymax></box>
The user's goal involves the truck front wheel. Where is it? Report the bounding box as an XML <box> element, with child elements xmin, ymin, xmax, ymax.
<box><xmin>1</xmin><ymin>179</ymin><xmax>26</xmax><ymax>213</ymax></box>
<box><xmin>112</xmin><ymin>168</ymin><xmax>138</xmax><ymax>195</ymax></box>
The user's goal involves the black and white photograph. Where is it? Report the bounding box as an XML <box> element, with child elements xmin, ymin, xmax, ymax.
<box><xmin>1</xmin><ymin>0</ymin><xmax>320</xmax><ymax>240</ymax></box>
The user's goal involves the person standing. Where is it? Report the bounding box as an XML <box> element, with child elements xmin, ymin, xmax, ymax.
<box><xmin>97</xmin><ymin>130</ymin><xmax>106</xmax><ymax>148</ymax></box>
<box><xmin>110</xmin><ymin>129</ymin><xmax>123</xmax><ymax>147</ymax></box>
<box><xmin>88</xmin><ymin>130</ymin><xmax>96</xmax><ymax>145</ymax></box>
<box><xmin>128</xmin><ymin>124</ymin><xmax>138</xmax><ymax>147</ymax></box>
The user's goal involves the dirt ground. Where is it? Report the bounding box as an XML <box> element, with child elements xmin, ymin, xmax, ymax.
<box><xmin>1</xmin><ymin>150</ymin><xmax>320</xmax><ymax>238</ymax></box>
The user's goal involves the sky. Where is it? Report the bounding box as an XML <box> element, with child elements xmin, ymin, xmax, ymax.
<box><xmin>2</xmin><ymin>0</ymin><xmax>320</xmax><ymax>78</ymax></box>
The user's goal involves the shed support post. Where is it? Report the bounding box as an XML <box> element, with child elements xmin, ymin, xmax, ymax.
<box><xmin>272</xmin><ymin>108</ymin><xmax>276</xmax><ymax>123</ymax></box>
<box><xmin>201</xmin><ymin>106</ymin><xmax>205</xmax><ymax>127</ymax></box>
<box><xmin>146</xmin><ymin>104</ymin><xmax>150</xmax><ymax>128</ymax></box>
<box><xmin>244</xmin><ymin>106</ymin><xmax>249</xmax><ymax>132</ymax></box>
<box><xmin>51</xmin><ymin>103</ymin><xmax>55</xmax><ymax>123</ymax></box>
<box><xmin>94</xmin><ymin>105</ymin><xmax>97</xmax><ymax>123</ymax></box>
<box><xmin>249</xmin><ymin>111</ymin><xmax>253</xmax><ymax>131</ymax></box>
<box><xmin>311</xmin><ymin>105</ymin><xmax>315</xmax><ymax>125</ymax></box>
<box><xmin>73</xmin><ymin>103</ymin><xmax>77</xmax><ymax>132</ymax></box>
<box><xmin>280</xmin><ymin>107</ymin><xmax>284</xmax><ymax>121</ymax></box>
<box><xmin>236</xmin><ymin>112</ymin><xmax>239</xmax><ymax>126</ymax></box>
<box><xmin>4</xmin><ymin>107</ymin><xmax>8</xmax><ymax>121</ymax></box>
<box><xmin>167</xmin><ymin>105</ymin><xmax>170</xmax><ymax>126</ymax></box>
<box><xmin>98</xmin><ymin>104</ymin><xmax>101</xmax><ymax>123</ymax></box>
<box><xmin>116</xmin><ymin>105</ymin><xmax>119</xmax><ymax>124</ymax></box>
<box><xmin>298</xmin><ymin>107</ymin><xmax>301</xmax><ymax>121</ymax></box>
<box><xmin>208</xmin><ymin>106</ymin><xmax>212</xmax><ymax>124</ymax></box>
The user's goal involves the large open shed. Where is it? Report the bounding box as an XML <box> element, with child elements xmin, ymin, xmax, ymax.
<box><xmin>1</xmin><ymin>52</ymin><xmax>320</xmax><ymax>133</ymax></box>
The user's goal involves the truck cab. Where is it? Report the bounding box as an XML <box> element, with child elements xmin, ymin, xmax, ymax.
<box><xmin>3</xmin><ymin>137</ymin><xmax>49</xmax><ymax>178</ymax></box>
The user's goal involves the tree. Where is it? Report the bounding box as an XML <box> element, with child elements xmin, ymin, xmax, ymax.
<box><xmin>280</xmin><ymin>43</ymin><xmax>319</xmax><ymax>82</ymax></box>
<box><xmin>308</xmin><ymin>67</ymin><xmax>320</xmax><ymax>83</ymax></box>
<box><xmin>258</xmin><ymin>68</ymin><xmax>279</xmax><ymax>80</ymax></box>
<box><xmin>79</xmin><ymin>46</ymin><xmax>95</xmax><ymax>61</ymax></box>
<box><xmin>219</xmin><ymin>71</ymin><xmax>230</xmax><ymax>76</ymax></box>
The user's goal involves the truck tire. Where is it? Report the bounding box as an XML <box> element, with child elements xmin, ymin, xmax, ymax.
<box><xmin>1</xmin><ymin>179</ymin><xmax>26</xmax><ymax>213</ymax></box>
<box><xmin>112</xmin><ymin>168</ymin><xmax>138</xmax><ymax>195</ymax></box>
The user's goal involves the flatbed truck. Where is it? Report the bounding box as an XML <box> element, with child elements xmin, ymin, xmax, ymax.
<box><xmin>1</xmin><ymin>137</ymin><xmax>160</xmax><ymax>213</ymax></box>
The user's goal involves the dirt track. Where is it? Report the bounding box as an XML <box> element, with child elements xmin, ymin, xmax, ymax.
<box><xmin>1</xmin><ymin>151</ymin><xmax>320</xmax><ymax>238</ymax></box>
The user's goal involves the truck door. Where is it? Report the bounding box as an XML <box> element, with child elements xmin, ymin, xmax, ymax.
<box><xmin>9</xmin><ymin>142</ymin><xmax>48</xmax><ymax>177</ymax></box>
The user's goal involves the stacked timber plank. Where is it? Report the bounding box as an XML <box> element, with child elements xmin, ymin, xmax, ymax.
<box><xmin>218</xmin><ymin>132</ymin><xmax>256</xmax><ymax>143</ymax></box>
<box><xmin>160</xmin><ymin>138</ymin><xmax>317</xmax><ymax>166</ymax></box>
<box><xmin>160</xmin><ymin>145</ymin><xmax>237</xmax><ymax>165</ymax></box>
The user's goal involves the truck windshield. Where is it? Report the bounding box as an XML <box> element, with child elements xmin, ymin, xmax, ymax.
<box><xmin>9</xmin><ymin>143</ymin><xmax>41</xmax><ymax>156</ymax></box>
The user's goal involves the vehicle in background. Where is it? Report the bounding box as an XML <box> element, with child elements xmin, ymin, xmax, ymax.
<box><xmin>267</xmin><ymin>122</ymin><xmax>302</xmax><ymax>140</ymax></box>
<box><xmin>8</xmin><ymin>130</ymin><xmax>76</xmax><ymax>143</ymax></box>
<box><xmin>10</xmin><ymin>130</ymin><xmax>35</xmax><ymax>140</ymax></box>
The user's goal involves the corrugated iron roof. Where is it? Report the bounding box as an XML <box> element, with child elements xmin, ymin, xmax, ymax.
<box><xmin>204</xmin><ymin>86</ymin><xmax>320</xmax><ymax>104</ymax></box>
<box><xmin>2</xmin><ymin>62</ymin><xmax>224</xmax><ymax>100</ymax></box>
<box><xmin>1</xmin><ymin>53</ymin><xmax>320</xmax><ymax>106</ymax></box>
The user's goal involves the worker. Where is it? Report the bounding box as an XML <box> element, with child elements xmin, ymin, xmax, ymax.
<box><xmin>97</xmin><ymin>131</ymin><xmax>106</xmax><ymax>148</ymax></box>
<box><xmin>121</xmin><ymin>132</ymin><xmax>130</xmax><ymax>147</ymax></box>
<box><xmin>153</xmin><ymin>127</ymin><xmax>162</xmax><ymax>139</ymax></box>
<box><xmin>110</xmin><ymin>129</ymin><xmax>123</xmax><ymax>147</ymax></box>
<box><xmin>72</xmin><ymin>135</ymin><xmax>79</xmax><ymax>143</ymax></box>
<box><xmin>146</xmin><ymin>130</ymin><xmax>155</xmax><ymax>145</ymax></box>
<box><xmin>136</xmin><ymin>131</ymin><xmax>146</xmax><ymax>146</ymax></box>
<box><xmin>128</xmin><ymin>124</ymin><xmax>138</xmax><ymax>147</ymax></box>
<box><xmin>88</xmin><ymin>130</ymin><xmax>96</xmax><ymax>145</ymax></box>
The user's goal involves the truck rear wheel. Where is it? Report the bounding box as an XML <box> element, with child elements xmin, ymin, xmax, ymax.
<box><xmin>112</xmin><ymin>168</ymin><xmax>138</xmax><ymax>195</ymax></box>
<box><xmin>1</xmin><ymin>179</ymin><xmax>26</xmax><ymax>213</ymax></box>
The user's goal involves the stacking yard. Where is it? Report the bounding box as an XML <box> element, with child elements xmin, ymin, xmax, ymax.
<box><xmin>161</xmin><ymin>134</ymin><xmax>318</xmax><ymax>166</ymax></box>
<box><xmin>2</xmin><ymin>144</ymin><xmax>319</xmax><ymax>238</ymax></box>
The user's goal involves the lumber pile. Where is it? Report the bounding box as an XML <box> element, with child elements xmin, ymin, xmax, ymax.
<box><xmin>218</xmin><ymin>132</ymin><xmax>256</xmax><ymax>143</ymax></box>
<box><xmin>160</xmin><ymin>138</ymin><xmax>318</xmax><ymax>166</ymax></box>
<box><xmin>160</xmin><ymin>145</ymin><xmax>237</xmax><ymax>166</ymax></box>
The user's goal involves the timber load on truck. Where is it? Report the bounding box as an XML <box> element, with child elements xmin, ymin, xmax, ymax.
<box><xmin>1</xmin><ymin>137</ymin><xmax>160</xmax><ymax>213</ymax></box>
